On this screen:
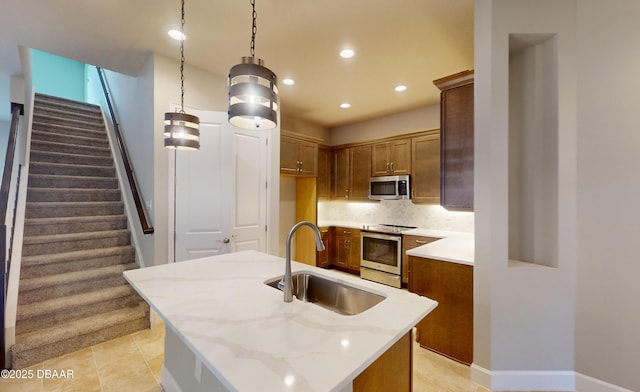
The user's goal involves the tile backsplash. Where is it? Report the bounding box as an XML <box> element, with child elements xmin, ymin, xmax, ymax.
<box><xmin>318</xmin><ymin>200</ymin><xmax>474</xmax><ymax>233</ymax></box>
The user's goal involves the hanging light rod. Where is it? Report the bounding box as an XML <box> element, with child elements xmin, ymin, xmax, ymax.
<box><xmin>228</xmin><ymin>0</ymin><xmax>279</xmax><ymax>130</ymax></box>
<box><xmin>164</xmin><ymin>0</ymin><xmax>200</xmax><ymax>150</ymax></box>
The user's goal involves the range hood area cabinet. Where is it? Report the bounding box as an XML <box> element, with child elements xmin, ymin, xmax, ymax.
<box><xmin>280</xmin><ymin>131</ymin><xmax>321</xmax><ymax>177</ymax></box>
<box><xmin>434</xmin><ymin>70</ymin><xmax>474</xmax><ymax>211</ymax></box>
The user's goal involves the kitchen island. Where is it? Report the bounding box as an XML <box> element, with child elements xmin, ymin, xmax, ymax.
<box><xmin>123</xmin><ymin>250</ymin><xmax>437</xmax><ymax>392</ymax></box>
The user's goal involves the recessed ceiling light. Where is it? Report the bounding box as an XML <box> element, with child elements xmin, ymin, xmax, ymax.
<box><xmin>340</xmin><ymin>102</ymin><xmax>351</xmax><ymax>109</ymax></box>
<box><xmin>282</xmin><ymin>78</ymin><xmax>295</xmax><ymax>86</ymax></box>
<box><xmin>394</xmin><ymin>85</ymin><xmax>407</xmax><ymax>92</ymax></box>
<box><xmin>340</xmin><ymin>49</ymin><xmax>355</xmax><ymax>59</ymax></box>
<box><xmin>168</xmin><ymin>29</ymin><xmax>186</xmax><ymax>41</ymax></box>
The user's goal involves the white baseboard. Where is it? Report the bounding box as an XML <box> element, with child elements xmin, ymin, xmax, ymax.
<box><xmin>471</xmin><ymin>363</ymin><xmax>575</xmax><ymax>391</ymax></box>
<box><xmin>161</xmin><ymin>366</ymin><xmax>183</xmax><ymax>392</ymax></box>
<box><xmin>575</xmin><ymin>373</ymin><xmax>635</xmax><ymax>392</ymax></box>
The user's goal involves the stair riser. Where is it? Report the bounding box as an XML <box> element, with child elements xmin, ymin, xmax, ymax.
<box><xmin>34</xmin><ymin>107</ymin><xmax>104</xmax><ymax>125</ymax></box>
<box><xmin>32</xmin><ymin>123</ymin><xmax>107</xmax><ymax>140</ymax></box>
<box><xmin>30</xmin><ymin>150</ymin><xmax>113</xmax><ymax>167</ymax></box>
<box><xmin>31</xmin><ymin>131</ymin><xmax>109</xmax><ymax>149</ymax></box>
<box><xmin>34</xmin><ymin>97</ymin><xmax>101</xmax><ymax>116</ymax></box>
<box><xmin>27</xmin><ymin>189</ymin><xmax>121</xmax><ymax>203</ymax></box>
<box><xmin>28</xmin><ymin>176</ymin><xmax>118</xmax><ymax>189</ymax></box>
<box><xmin>18</xmin><ymin>274</ymin><xmax>132</xmax><ymax>305</ymax></box>
<box><xmin>30</xmin><ymin>140</ymin><xmax>111</xmax><ymax>157</ymax></box>
<box><xmin>22</xmin><ymin>234</ymin><xmax>131</xmax><ymax>256</ymax></box>
<box><xmin>32</xmin><ymin>114</ymin><xmax>105</xmax><ymax>131</ymax></box>
<box><xmin>23</xmin><ymin>218</ymin><xmax>128</xmax><ymax>236</ymax></box>
<box><xmin>29</xmin><ymin>164</ymin><xmax>115</xmax><ymax>178</ymax></box>
<box><xmin>20</xmin><ymin>249</ymin><xmax>135</xmax><ymax>278</ymax></box>
<box><xmin>11</xmin><ymin>314</ymin><xmax>149</xmax><ymax>369</ymax></box>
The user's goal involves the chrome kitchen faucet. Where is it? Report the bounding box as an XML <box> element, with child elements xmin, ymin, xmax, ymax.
<box><xmin>283</xmin><ymin>221</ymin><xmax>325</xmax><ymax>302</ymax></box>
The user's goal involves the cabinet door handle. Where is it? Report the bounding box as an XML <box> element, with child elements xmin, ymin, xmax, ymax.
<box><xmin>345</xmin><ymin>189</ymin><xmax>349</xmax><ymax>199</ymax></box>
<box><xmin>415</xmin><ymin>240</ymin><xmax>428</xmax><ymax>244</ymax></box>
<box><xmin>412</xmin><ymin>188</ymin><xmax>415</xmax><ymax>198</ymax></box>
<box><xmin>390</xmin><ymin>162</ymin><xmax>394</xmax><ymax>172</ymax></box>
<box><xmin>343</xmin><ymin>230</ymin><xmax>351</xmax><ymax>234</ymax></box>
<box><xmin>387</xmin><ymin>162</ymin><xmax>390</xmax><ymax>172</ymax></box>
<box><xmin>299</xmin><ymin>161</ymin><xmax>303</xmax><ymax>172</ymax></box>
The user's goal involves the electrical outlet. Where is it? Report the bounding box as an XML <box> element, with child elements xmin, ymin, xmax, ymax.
<box><xmin>194</xmin><ymin>357</ymin><xmax>202</xmax><ymax>383</ymax></box>
<box><xmin>145</xmin><ymin>199</ymin><xmax>153</xmax><ymax>210</ymax></box>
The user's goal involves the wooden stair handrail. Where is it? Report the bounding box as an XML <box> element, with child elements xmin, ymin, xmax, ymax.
<box><xmin>1</xmin><ymin>104</ymin><xmax>21</xmax><ymax>369</ymax></box>
<box><xmin>96</xmin><ymin>67</ymin><xmax>154</xmax><ymax>235</ymax></box>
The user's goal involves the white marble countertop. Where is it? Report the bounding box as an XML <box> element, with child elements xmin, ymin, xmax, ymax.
<box><xmin>318</xmin><ymin>221</ymin><xmax>475</xmax><ymax>266</ymax></box>
<box><xmin>123</xmin><ymin>250</ymin><xmax>437</xmax><ymax>392</ymax></box>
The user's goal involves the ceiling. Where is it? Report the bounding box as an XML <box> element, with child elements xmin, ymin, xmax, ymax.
<box><xmin>0</xmin><ymin>0</ymin><xmax>474</xmax><ymax>128</ymax></box>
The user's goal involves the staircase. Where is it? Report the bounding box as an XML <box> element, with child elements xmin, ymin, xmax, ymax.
<box><xmin>10</xmin><ymin>94</ymin><xmax>149</xmax><ymax>369</ymax></box>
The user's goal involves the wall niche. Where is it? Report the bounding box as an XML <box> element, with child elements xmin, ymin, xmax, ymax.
<box><xmin>508</xmin><ymin>33</ymin><xmax>558</xmax><ymax>268</ymax></box>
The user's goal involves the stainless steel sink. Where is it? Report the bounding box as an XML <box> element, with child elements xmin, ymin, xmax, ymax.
<box><xmin>265</xmin><ymin>271</ymin><xmax>385</xmax><ymax>315</ymax></box>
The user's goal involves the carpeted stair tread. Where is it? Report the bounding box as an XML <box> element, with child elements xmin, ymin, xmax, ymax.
<box><xmin>22</xmin><ymin>245</ymin><xmax>135</xmax><ymax>267</ymax></box>
<box><xmin>33</xmin><ymin>106</ymin><xmax>105</xmax><ymax>124</ymax></box>
<box><xmin>22</xmin><ymin>228</ymin><xmax>130</xmax><ymax>246</ymax></box>
<box><xmin>27</xmin><ymin>174</ymin><xmax>119</xmax><ymax>190</ymax></box>
<box><xmin>13</xmin><ymin>302</ymin><xmax>148</xmax><ymax>353</ymax></box>
<box><xmin>31</xmin><ymin>121</ymin><xmax>107</xmax><ymax>140</ymax></box>
<box><xmin>31</xmin><ymin>130</ymin><xmax>110</xmax><ymax>149</ymax></box>
<box><xmin>16</xmin><ymin>285</ymin><xmax>137</xmax><ymax>321</ymax></box>
<box><xmin>29</xmin><ymin>161</ymin><xmax>115</xmax><ymax>177</ymax></box>
<box><xmin>19</xmin><ymin>263</ymin><xmax>136</xmax><ymax>292</ymax></box>
<box><xmin>23</xmin><ymin>215</ymin><xmax>128</xmax><ymax>236</ymax></box>
<box><xmin>30</xmin><ymin>139</ymin><xmax>111</xmax><ymax>156</ymax></box>
<box><xmin>27</xmin><ymin>188</ymin><xmax>121</xmax><ymax>203</ymax></box>
<box><xmin>29</xmin><ymin>150</ymin><xmax>113</xmax><ymax>167</ymax></box>
<box><xmin>34</xmin><ymin>93</ymin><xmax>101</xmax><ymax>113</ymax></box>
<box><xmin>32</xmin><ymin>112</ymin><xmax>105</xmax><ymax>130</ymax></box>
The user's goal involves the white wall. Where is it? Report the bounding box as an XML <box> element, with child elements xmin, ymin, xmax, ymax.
<box><xmin>330</xmin><ymin>104</ymin><xmax>440</xmax><ymax>146</ymax></box>
<box><xmin>475</xmin><ymin>1</ymin><xmax>640</xmax><ymax>391</ymax></box>
<box><xmin>574</xmin><ymin>1</ymin><xmax>640</xmax><ymax>390</ymax></box>
<box><xmin>474</xmin><ymin>0</ymin><xmax>577</xmax><ymax>390</ymax></box>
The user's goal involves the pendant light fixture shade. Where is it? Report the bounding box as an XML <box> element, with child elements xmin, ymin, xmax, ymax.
<box><xmin>164</xmin><ymin>112</ymin><xmax>200</xmax><ymax>150</ymax></box>
<box><xmin>164</xmin><ymin>0</ymin><xmax>200</xmax><ymax>150</ymax></box>
<box><xmin>228</xmin><ymin>0</ymin><xmax>279</xmax><ymax>130</ymax></box>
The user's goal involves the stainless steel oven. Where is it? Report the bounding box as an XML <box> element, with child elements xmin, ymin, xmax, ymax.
<box><xmin>360</xmin><ymin>231</ymin><xmax>402</xmax><ymax>288</ymax></box>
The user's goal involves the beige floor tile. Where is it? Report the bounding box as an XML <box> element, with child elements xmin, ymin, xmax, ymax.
<box><xmin>0</xmin><ymin>362</ymin><xmax>44</xmax><ymax>392</ymax></box>
<box><xmin>146</xmin><ymin>354</ymin><xmax>164</xmax><ymax>383</ymax></box>
<box><xmin>95</xmin><ymin>352</ymin><xmax>158</xmax><ymax>392</ymax></box>
<box><xmin>42</xmin><ymin>347</ymin><xmax>101</xmax><ymax>392</ymax></box>
<box><xmin>91</xmin><ymin>335</ymin><xmax>139</xmax><ymax>369</ymax></box>
<box><xmin>132</xmin><ymin>325</ymin><xmax>165</xmax><ymax>361</ymax></box>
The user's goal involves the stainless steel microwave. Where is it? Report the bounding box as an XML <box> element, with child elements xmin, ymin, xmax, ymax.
<box><xmin>369</xmin><ymin>175</ymin><xmax>411</xmax><ymax>200</ymax></box>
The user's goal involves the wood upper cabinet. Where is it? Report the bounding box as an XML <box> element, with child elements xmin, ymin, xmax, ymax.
<box><xmin>411</xmin><ymin>132</ymin><xmax>441</xmax><ymax>204</ymax></box>
<box><xmin>401</xmin><ymin>235</ymin><xmax>439</xmax><ymax>285</ymax></box>
<box><xmin>280</xmin><ymin>133</ymin><xmax>318</xmax><ymax>177</ymax></box>
<box><xmin>317</xmin><ymin>146</ymin><xmax>332</xmax><ymax>200</ymax></box>
<box><xmin>409</xmin><ymin>256</ymin><xmax>473</xmax><ymax>365</ymax></box>
<box><xmin>333</xmin><ymin>227</ymin><xmax>361</xmax><ymax>272</ymax></box>
<box><xmin>371</xmin><ymin>139</ymin><xmax>411</xmax><ymax>176</ymax></box>
<box><xmin>333</xmin><ymin>148</ymin><xmax>350</xmax><ymax>200</ymax></box>
<box><xmin>349</xmin><ymin>145</ymin><xmax>372</xmax><ymax>201</ymax></box>
<box><xmin>434</xmin><ymin>70</ymin><xmax>474</xmax><ymax>210</ymax></box>
<box><xmin>332</xmin><ymin>146</ymin><xmax>371</xmax><ymax>201</ymax></box>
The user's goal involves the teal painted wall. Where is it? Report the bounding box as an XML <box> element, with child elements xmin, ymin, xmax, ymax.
<box><xmin>32</xmin><ymin>50</ymin><xmax>86</xmax><ymax>102</ymax></box>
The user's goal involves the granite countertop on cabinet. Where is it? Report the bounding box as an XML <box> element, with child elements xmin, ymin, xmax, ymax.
<box><xmin>123</xmin><ymin>250</ymin><xmax>437</xmax><ymax>392</ymax></box>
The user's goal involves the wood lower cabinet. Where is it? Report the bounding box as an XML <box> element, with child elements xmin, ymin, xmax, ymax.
<box><xmin>411</xmin><ymin>132</ymin><xmax>441</xmax><ymax>204</ymax></box>
<box><xmin>353</xmin><ymin>331</ymin><xmax>412</xmax><ymax>392</ymax></box>
<box><xmin>333</xmin><ymin>227</ymin><xmax>361</xmax><ymax>273</ymax></box>
<box><xmin>401</xmin><ymin>235</ymin><xmax>439</xmax><ymax>285</ymax></box>
<box><xmin>317</xmin><ymin>227</ymin><xmax>332</xmax><ymax>268</ymax></box>
<box><xmin>409</xmin><ymin>256</ymin><xmax>473</xmax><ymax>365</ymax></box>
<box><xmin>371</xmin><ymin>139</ymin><xmax>411</xmax><ymax>176</ymax></box>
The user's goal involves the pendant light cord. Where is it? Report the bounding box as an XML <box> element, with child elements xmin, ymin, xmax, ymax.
<box><xmin>179</xmin><ymin>0</ymin><xmax>186</xmax><ymax>114</ymax></box>
<box><xmin>250</xmin><ymin>0</ymin><xmax>257</xmax><ymax>59</ymax></box>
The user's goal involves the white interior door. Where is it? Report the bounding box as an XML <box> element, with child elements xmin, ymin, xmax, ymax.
<box><xmin>171</xmin><ymin>108</ymin><xmax>269</xmax><ymax>261</ymax></box>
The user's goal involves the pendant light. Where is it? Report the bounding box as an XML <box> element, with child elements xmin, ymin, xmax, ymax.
<box><xmin>164</xmin><ymin>0</ymin><xmax>200</xmax><ymax>150</ymax></box>
<box><xmin>228</xmin><ymin>0</ymin><xmax>279</xmax><ymax>130</ymax></box>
